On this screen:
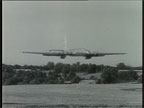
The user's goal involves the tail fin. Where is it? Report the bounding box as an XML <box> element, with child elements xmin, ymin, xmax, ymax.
<box><xmin>64</xmin><ymin>36</ymin><xmax>68</xmax><ymax>51</ymax></box>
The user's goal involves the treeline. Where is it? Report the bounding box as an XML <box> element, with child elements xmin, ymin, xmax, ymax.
<box><xmin>101</xmin><ymin>68</ymin><xmax>139</xmax><ymax>84</ymax></box>
<box><xmin>4</xmin><ymin>62</ymin><xmax>142</xmax><ymax>71</ymax></box>
<box><xmin>2</xmin><ymin>62</ymin><xmax>141</xmax><ymax>85</ymax></box>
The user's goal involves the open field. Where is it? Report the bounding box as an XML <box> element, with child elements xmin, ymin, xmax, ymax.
<box><xmin>2</xmin><ymin>84</ymin><xmax>142</xmax><ymax>108</ymax></box>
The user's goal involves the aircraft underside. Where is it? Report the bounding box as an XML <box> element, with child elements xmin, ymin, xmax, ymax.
<box><xmin>22</xmin><ymin>37</ymin><xmax>125</xmax><ymax>59</ymax></box>
<box><xmin>22</xmin><ymin>50</ymin><xmax>125</xmax><ymax>59</ymax></box>
<box><xmin>42</xmin><ymin>53</ymin><xmax>105</xmax><ymax>59</ymax></box>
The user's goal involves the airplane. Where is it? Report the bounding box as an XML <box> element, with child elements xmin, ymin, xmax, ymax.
<box><xmin>22</xmin><ymin>37</ymin><xmax>126</xmax><ymax>59</ymax></box>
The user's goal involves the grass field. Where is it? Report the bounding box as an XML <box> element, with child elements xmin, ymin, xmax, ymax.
<box><xmin>2</xmin><ymin>84</ymin><xmax>142</xmax><ymax>108</ymax></box>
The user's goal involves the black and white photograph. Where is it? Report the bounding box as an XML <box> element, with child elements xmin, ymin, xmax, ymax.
<box><xmin>2</xmin><ymin>0</ymin><xmax>142</xmax><ymax>108</ymax></box>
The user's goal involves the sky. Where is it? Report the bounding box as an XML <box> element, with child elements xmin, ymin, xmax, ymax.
<box><xmin>2</xmin><ymin>1</ymin><xmax>142</xmax><ymax>67</ymax></box>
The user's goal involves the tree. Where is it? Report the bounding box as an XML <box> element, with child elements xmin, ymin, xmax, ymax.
<box><xmin>43</xmin><ymin>62</ymin><xmax>55</xmax><ymax>70</ymax></box>
<box><xmin>118</xmin><ymin>70</ymin><xmax>138</xmax><ymax>81</ymax></box>
<box><xmin>2</xmin><ymin>64</ymin><xmax>16</xmax><ymax>84</ymax></box>
<box><xmin>96</xmin><ymin>64</ymin><xmax>104</xmax><ymax>72</ymax></box>
<box><xmin>70</xmin><ymin>64</ymin><xmax>77</xmax><ymax>72</ymax></box>
<box><xmin>54</xmin><ymin>63</ymin><xmax>64</xmax><ymax>73</ymax></box>
<box><xmin>79</xmin><ymin>64</ymin><xmax>88</xmax><ymax>72</ymax></box>
<box><xmin>67</xmin><ymin>71</ymin><xmax>76</xmax><ymax>81</ymax></box>
<box><xmin>71</xmin><ymin>76</ymin><xmax>81</xmax><ymax>83</ymax></box>
<box><xmin>87</xmin><ymin>64</ymin><xmax>96</xmax><ymax>73</ymax></box>
<box><xmin>13</xmin><ymin>64</ymin><xmax>21</xmax><ymax>69</ymax></box>
<box><xmin>101</xmin><ymin>67</ymin><xmax>118</xmax><ymax>84</ymax></box>
<box><xmin>61</xmin><ymin>64</ymin><xmax>70</xmax><ymax>80</ymax></box>
<box><xmin>117</xmin><ymin>63</ymin><xmax>127</xmax><ymax>70</ymax></box>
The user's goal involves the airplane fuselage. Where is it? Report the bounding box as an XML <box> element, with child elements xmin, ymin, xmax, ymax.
<box><xmin>42</xmin><ymin>51</ymin><xmax>104</xmax><ymax>59</ymax></box>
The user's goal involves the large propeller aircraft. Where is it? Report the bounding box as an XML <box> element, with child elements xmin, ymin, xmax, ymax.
<box><xmin>22</xmin><ymin>37</ymin><xmax>126</xmax><ymax>59</ymax></box>
<box><xmin>22</xmin><ymin>49</ymin><xmax>126</xmax><ymax>59</ymax></box>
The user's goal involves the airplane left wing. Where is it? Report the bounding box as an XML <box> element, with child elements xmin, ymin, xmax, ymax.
<box><xmin>22</xmin><ymin>51</ymin><xmax>67</xmax><ymax>59</ymax></box>
<box><xmin>22</xmin><ymin>52</ymin><xmax>47</xmax><ymax>54</ymax></box>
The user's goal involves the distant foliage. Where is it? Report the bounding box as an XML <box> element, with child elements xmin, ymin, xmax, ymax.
<box><xmin>137</xmin><ymin>75</ymin><xmax>142</xmax><ymax>83</ymax></box>
<box><xmin>116</xmin><ymin>63</ymin><xmax>142</xmax><ymax>70</ymax></box>
<box><xmin>71</xmin><ymin>76</ymin><xmax>82</xmax><ymax>83</ymax></box>
<box><xmin>118</xmin><ymin>70</ymin><xmax>138</xmax><ymax>81</ymax></box>
<box><xmin>2</xmin><ymin>62</ymin><xmax>141</xmax><ymax>85</ymax></box>
<box><xmin>101</xmin><ymin>67</ymin><xmax>118</xmax><ymax>84</ymax></box>
<box><xmin>117</xmin><ymin>63</ymin><xmax>127</xmax><ymax>70</ymax></box>
<box><xmin>87</xmin><ymin>64</ymin><xmax>97</xmax><ymax>73</ymax></box>
<box><xmin>2</xmin><ymin>64</ymin><xmax>16</xmax><ymax>85</ymax></box>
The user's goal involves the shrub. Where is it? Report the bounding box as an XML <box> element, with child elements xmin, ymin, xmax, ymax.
<box><xmin>101</xmin><ymin>67</ymin><xmax>118</xmax><ymax>84</ymax></box>
<box><xmin>118</xmin><ymin>70</ymin><xmax>138</xmax><ymax>81</ymax></box>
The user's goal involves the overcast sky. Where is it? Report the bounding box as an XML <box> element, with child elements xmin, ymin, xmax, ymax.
<box><xmin>2</xmin><ymin>1</ymin><xmax>142</xmax><ymax>66</ymax></box>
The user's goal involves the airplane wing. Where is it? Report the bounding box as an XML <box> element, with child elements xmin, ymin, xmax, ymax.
<box><xmin>22</xmin><ymin>52</ymin><xmax>47</xmax><ymax>54</ymax></box>
<box><xmin>22</xmin><ymin>51</ymin><xmax>126</xmax><ymax>59</ymax></box>
<box><xmin>84</xmin><ymin>52</ymin><xmax>126</xmax><ymax>59</ymax></box>
<box><xmin>22</xmin><ymin>51</ymin><xmax>67</xmax><ymax>59</ymax></box>
<box><xmin>92</xmin><ymin>53</ymin><xmax>126</xmax><ymax>57</ymax></box>
<box><xmin>97</xmin><ymin>53</ymin><xmax>126</xmax><ymax>55</ymax></box>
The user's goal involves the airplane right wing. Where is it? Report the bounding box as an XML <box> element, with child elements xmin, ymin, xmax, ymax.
<box><xmin>84</xmin><ymin>52</ymin><xmax>126</xmax><ymax>59</ymax></box>
<box><xmin>98</xmin><ymin>53</ymin><xmax>126</xmax><ymax>55</ymax></box>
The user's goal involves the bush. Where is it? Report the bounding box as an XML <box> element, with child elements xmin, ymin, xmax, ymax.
<box><xmin>101</xmin><ymin>67</ymin><xmax>118</xmax><ymax>84</ymax></box>
<box><xmin>71</xmin><ymin>76</ymin><xmax>82</xmax><ymax>83</ymax></box>
<box><xmin>118</xmin><ymin>70</ymin><xmax>138</xmax><ymax>81</ymax></box>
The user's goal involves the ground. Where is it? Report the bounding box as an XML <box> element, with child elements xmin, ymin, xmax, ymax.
<box><xmin>2</xmin><ymin>84</ymin><xmax>142</xmax><ymax>108</ymax></box>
